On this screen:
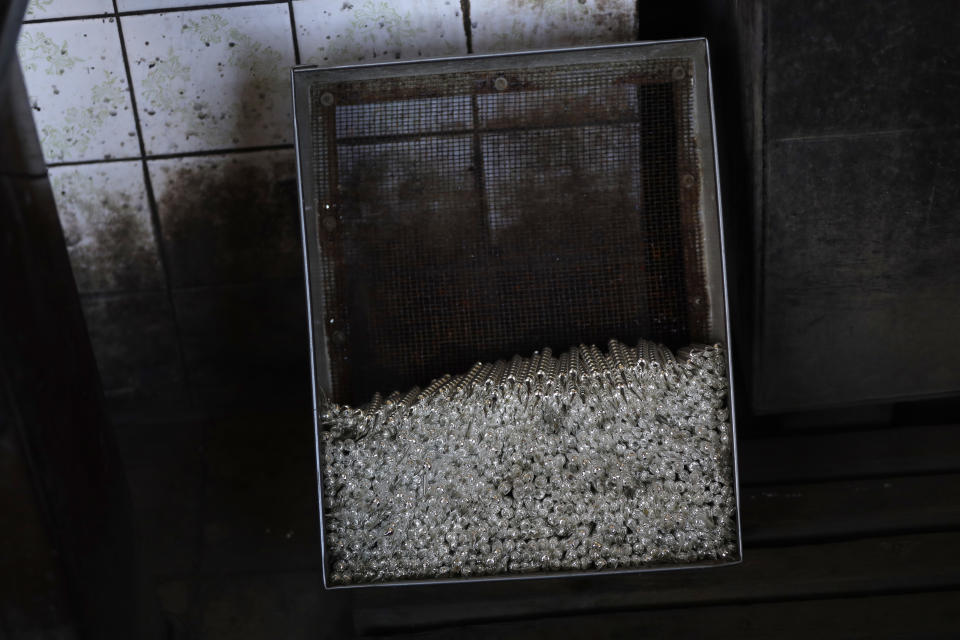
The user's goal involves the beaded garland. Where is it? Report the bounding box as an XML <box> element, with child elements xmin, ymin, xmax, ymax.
<box><xmin>320</xmin><ymin>339</ymin><xmax>738</xmax><ymax>585</ymax></box>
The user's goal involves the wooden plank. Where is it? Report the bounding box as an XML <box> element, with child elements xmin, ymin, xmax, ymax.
<box><xmin>352</xmin><ymin>531</ymin><xmax>960</xmax><ymax>635</ymax></box>
<box><xmin>368</xmin><ymin>589</ymin><xmax>960</xmax><ymax>639</ymax></box>
<box><xmin>741</xmin><ymin>472</ymin><xmax>960</xmax><ymax>544</ymax></box>
<box><xmin>738</xmin><ymin>423</ymin><xmax>960</xmax><ymax>485</ymax></box>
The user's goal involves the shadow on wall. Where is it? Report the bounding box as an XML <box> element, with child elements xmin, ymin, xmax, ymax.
<box><xmin>24</xmin><ymin>0</ymin><xmax>658</xmax><ymax>417</ymax></box>
<box><xmin>117</xmin><ymin>3</ymin><xmax>646</xmax><ymax>413</ymax></box>
<box><xmin>150</xmin><ymin>141</ymin><xmax>310</xmax><ymax>412</ymax></box>
<box><xmin>82</xmin><ymin>133</ymin><xmax>310</xmax><ymax>414</ymax></box>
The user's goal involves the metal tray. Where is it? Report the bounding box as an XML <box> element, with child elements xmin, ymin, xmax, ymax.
<box><xmin>291</xmin><ymin>38</ymin><xmax>741</xmax><ymax>588</ymax></box>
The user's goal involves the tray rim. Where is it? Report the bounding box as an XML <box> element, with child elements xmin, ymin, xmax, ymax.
<box><xmin>290</xmin><ymin>37</ymin><xmax>743</xmax><ymax>589</ymax></box>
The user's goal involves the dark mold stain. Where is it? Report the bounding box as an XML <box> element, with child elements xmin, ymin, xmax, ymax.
<box><xmin>155</xmin><ymin>153</ymin><xmax>301</xmax><ymax>289</ymax></box>
<box><xmin>172</xmin><ymin>279</ymin><xmax>309</xmax><ymax>402</ymax></box>
<box><xmin>81</xmin><ymin>292</ymin><xmax>182</xmax><ymax>394</ymax></box>
<box><xmin>61</xmin><ymin>185</ymin><xmax>163</xmax><ymax>294</ymax></box>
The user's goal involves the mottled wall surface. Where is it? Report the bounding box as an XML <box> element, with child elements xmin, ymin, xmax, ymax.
<box><xmin>756</xmin><ymin>0</ymin><xmax>960</xmax><ymax>411</ymax></box>
<box><xmin>17</xmin><ymin>0</ymin><xmax>637</xmax><ymax>411</ymax></box>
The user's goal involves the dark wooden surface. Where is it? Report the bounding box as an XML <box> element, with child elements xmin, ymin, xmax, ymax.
<box><xmin>330</xmin><ymin>419</ymin><xmax>960</xmax><ymax>639</ymax></box>
<box><xmin>104</xmin><ymin>403</ymin><xmax>960</xmax><ymax>639</ymax></box>
<box><xmin>367</xmin><ymin>591</ymin><xmax>960</xmax><ymax>639</ymax></box>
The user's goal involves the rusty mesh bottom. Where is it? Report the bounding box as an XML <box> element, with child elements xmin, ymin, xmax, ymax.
<box><xmin>310</xmin><ymin>58</ymin><xmax>707</xmax><ymax>405</ymax></box>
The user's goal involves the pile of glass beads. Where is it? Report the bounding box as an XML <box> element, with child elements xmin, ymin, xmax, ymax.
<box><xmin>320</xmin><ymin>339</ymin><xmax>738</xmax><ymax>584</ymax></box>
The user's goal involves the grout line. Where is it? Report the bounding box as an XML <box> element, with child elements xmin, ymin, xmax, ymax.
<box><xmin>46</xmin><ymin>155</ymin><xmax>144</xmax><ymax>168</ymax></box>
<box><xmin>22</xmin><ymin>13</ymin><xmax>114</xmax><ymax>24</ymax></box>
<box><xmin>469</xmin><ymin>93</ymin><xmax>488</xmax><ymax>233</ymax></box>
<box><xmin>740</xmin><ymin>467</ymin><xmax>960</xmax><ymax>490</ymax></box>
<box><xmin>80</xmin><ymin>288</ymin><xmax>168</xmax><ymax>302</ymax></box>
<box><xmin>754</xmin><ymin>0</ymin><xmax>768</xmax><ymax>406</ymax></box>
<box><xmin>771</xmin><ymin>124</ymin><xmax>960</xmax><ymax>144</ymax></box>
<box><xmin>115</xmin><ymin>0</ymin><xmax>286</xmax><ymax>15</ymax></box>
<box><xmin>364</xmin><ymin>585</ymin><xmax>960</xmax><ymax>636</ymax></box>
<box><xmin>744</xmin><ymin>524</ymin><xmax>960</xmax><ymax>550</ymax></box>
<box><xmin>287</xmin><ymin>1</ymin><xmax>301</xmax><ymax>65</ymax></box>
<box><xmin>112</xmin><ymin>0</ymin><xmax>192</xmax><ymax>398</ymax></box>
<box><xmin>635</xmin><ymin>0</ymin><xmax>640</xmax><ymax>40</ymax></box>
<box><xmin>78</xmin><ymin>275</ymin><xmax>304</xmax><ymax>302</ymax></box>
<box><xmin>188</xmin><ymin>414</ymin><xmax>212</xmax><ymax>637</ymax></box>
<box><xmin>142</xmin><ymin>143</ymin><xmax>296</xmax><ymax>161</ymax></box>
<box><xmin>460</xmin><ymin>0</ymin><xmax>473</xmax><ymax>54</ymax></box>
<box><xmin>0</xmin><ymin>169</ymin><xmax>48</xmax><ymax>180</ymax></box>
<box><xmin>24</xmin><ymin>1</ymin><xmax>288</xmax><ymax>24</ymax></box>
<box><xmin>45</xmin><ymin>144</ymin><xmax>295</xmax><ymax>169</ymax></box>
<box><xmin>334</xmin><ymin>118</ymin><xmax>642</xmax><ymax>147</ymax></box>
<box><xmin>171</xmin><ymin>276</ymin><xmax>305</xmax><ymax>295</ymax></box>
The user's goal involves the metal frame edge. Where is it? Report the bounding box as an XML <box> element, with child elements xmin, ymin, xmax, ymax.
<box><xmin>292</xmin><ymin>37</ymin><xmax>744</xmax><ymax>588</ymax></box>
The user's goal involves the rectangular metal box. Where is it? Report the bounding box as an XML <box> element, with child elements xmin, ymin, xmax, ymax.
<box><xmin>292</xmin><ymin>38</ymin><xmax>741</xmax><ymax>588</ymax></box>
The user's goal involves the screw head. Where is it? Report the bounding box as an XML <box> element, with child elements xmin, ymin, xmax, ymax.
<box><xmin>494</xmin><ymin>76</ymin><xmax>508</xmax><ymax>91</ymax></box>
<box><xmin>320</xmin><ymin>92</ymin><xmax>335</xmax><ymax>106</ymax></box>
<box><xmin>672</xmin><ymin>66</ymin><xmax>686</xmax><ymax>80</ymax></box>
<box><xmin>681</xmin><ymin>173</ymin><xmax>695</xmax><ymax>188</ymax></box>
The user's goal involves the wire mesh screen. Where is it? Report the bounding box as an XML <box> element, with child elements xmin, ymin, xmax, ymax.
<box><xmin>307</xmin><ymin>56</ymin><xmax>710</xmax><ymax>406</ymax></box>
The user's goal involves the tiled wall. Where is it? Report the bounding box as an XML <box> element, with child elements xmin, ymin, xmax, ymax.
<box><xmin>17</xmin><ymin>0</ymin><xmax>637</xmax><ymax>412</ymax></box>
